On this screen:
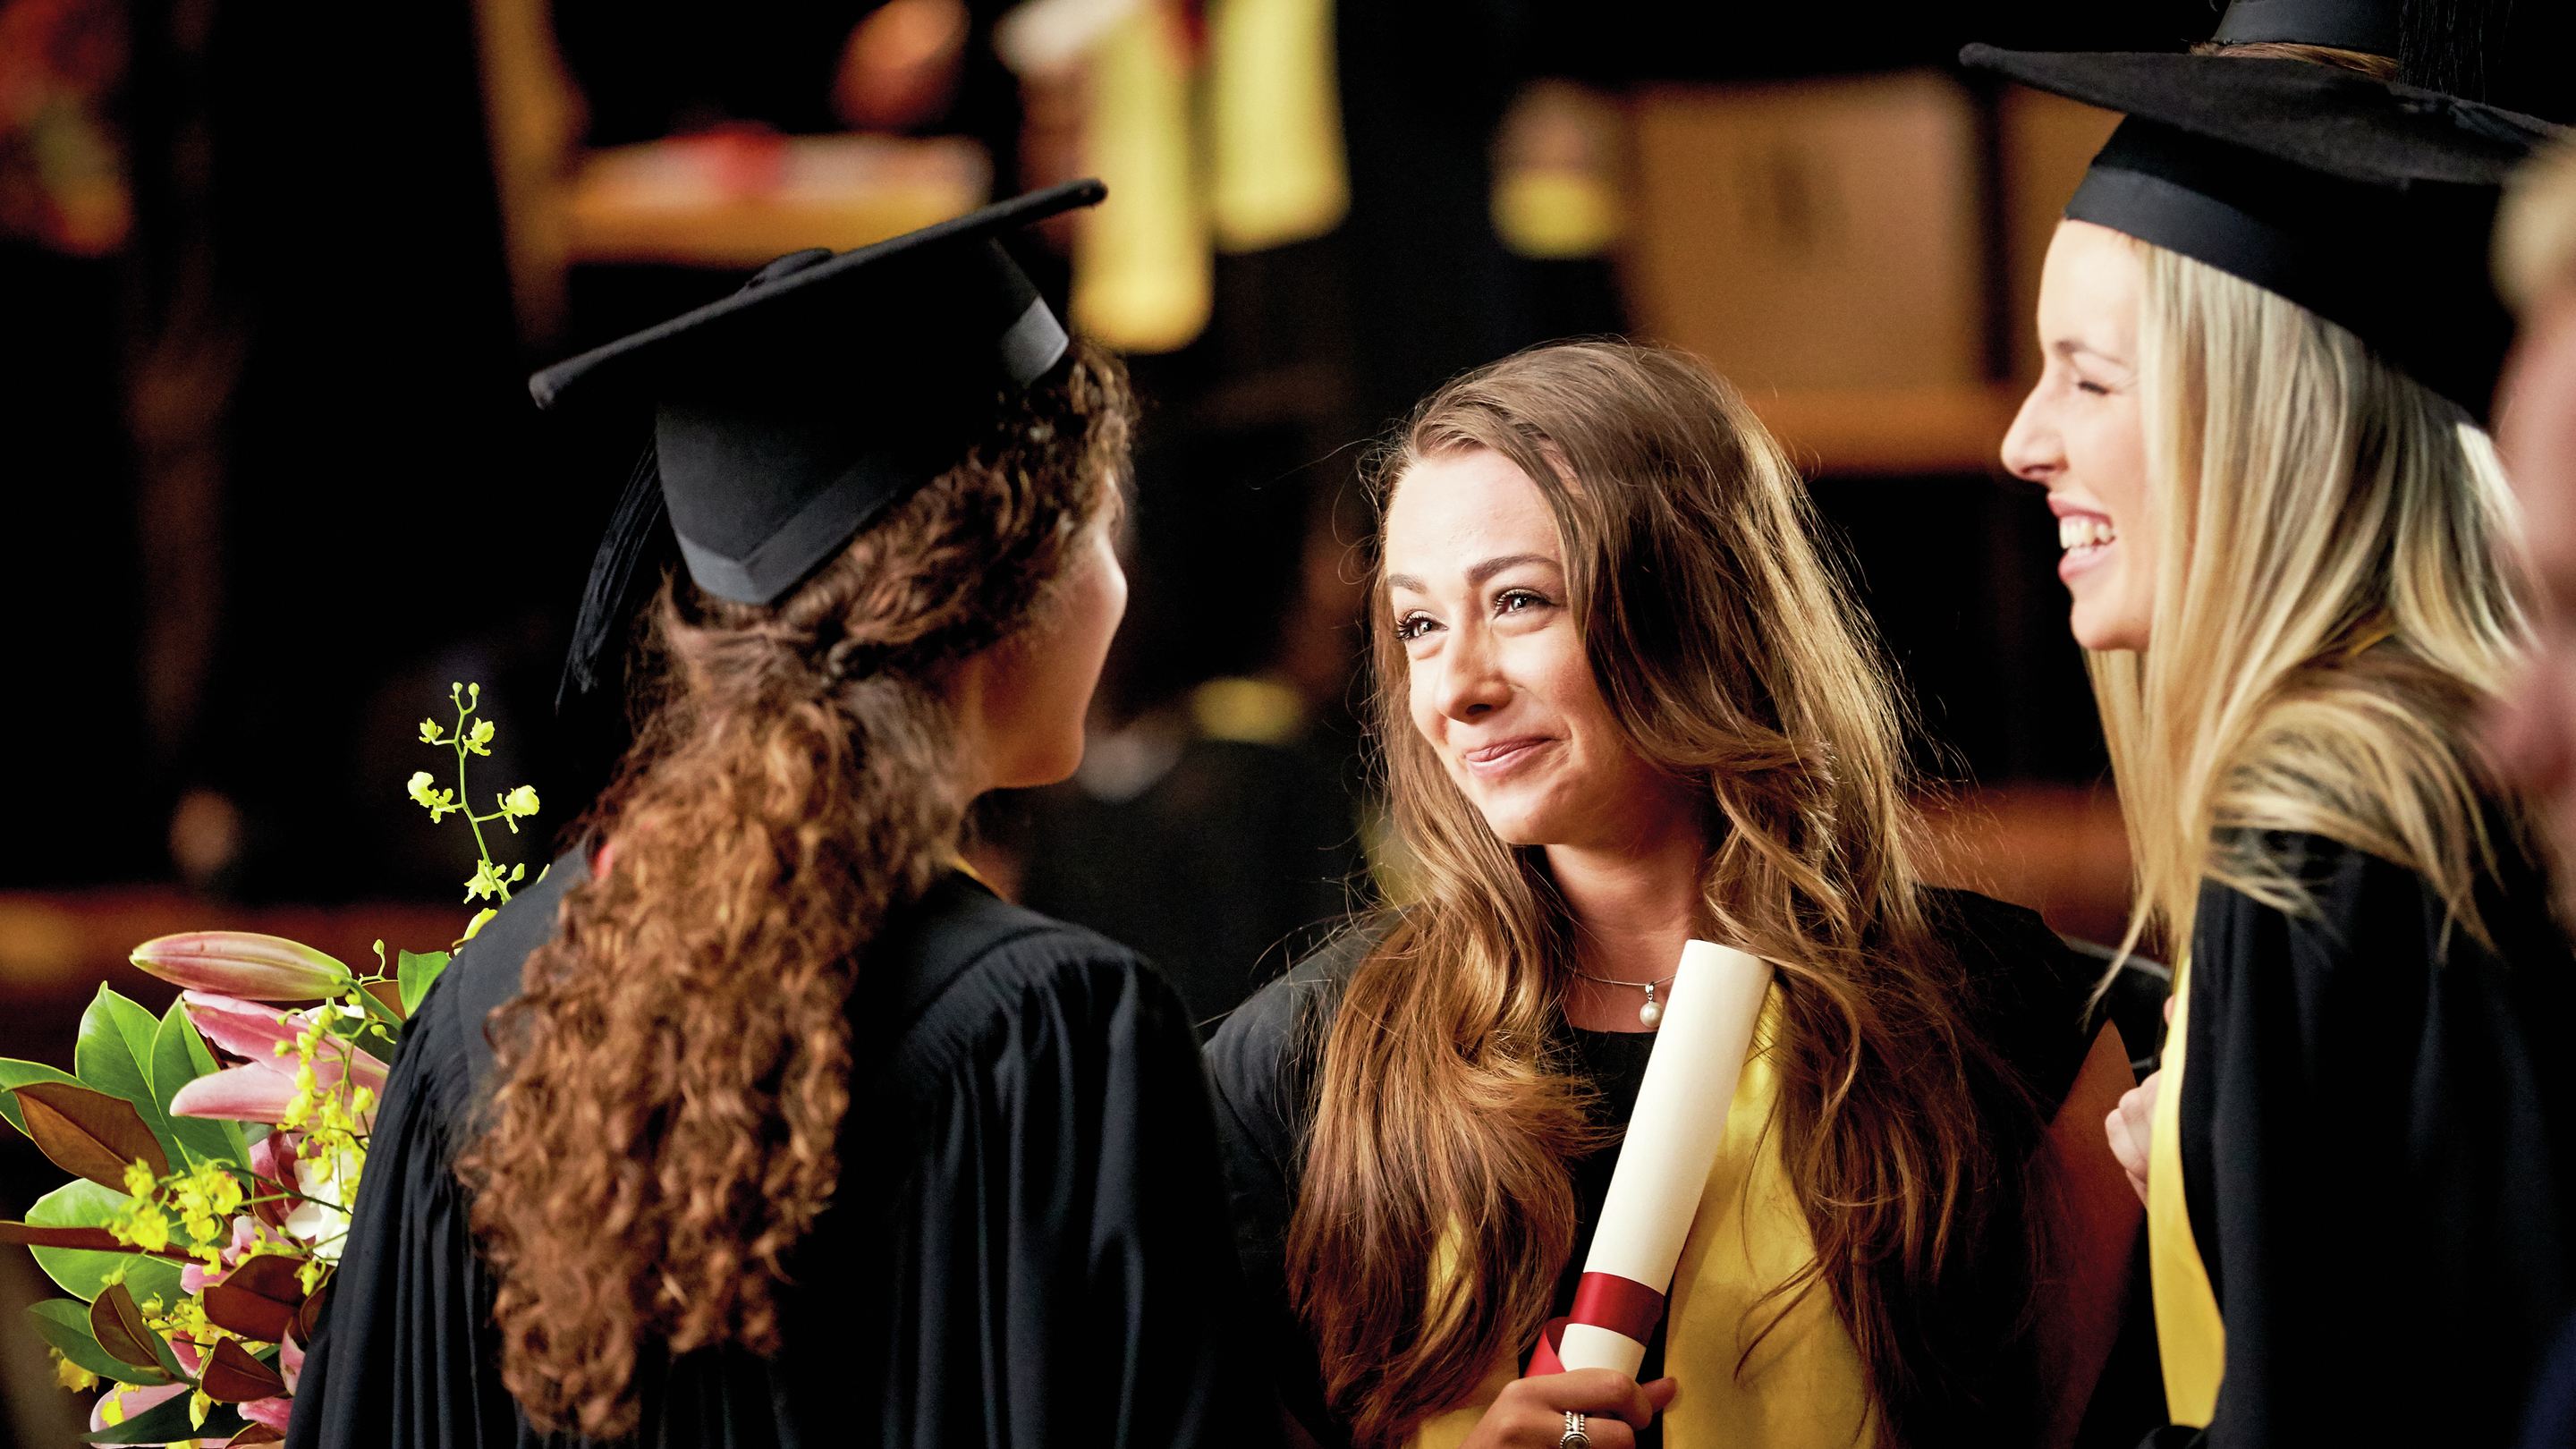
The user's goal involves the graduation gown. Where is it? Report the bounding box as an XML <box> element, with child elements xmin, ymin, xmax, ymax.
<box><xmin>1205</xmin><ymin>888</ymin><xmax>2144</xmax><ymax>1448</ymax></box>
<box><xmin>285</xmin><ymin>856</ymin><xmax>1273</xmax><ymax>1449</ymax></box>
<box><xmin>2155</xmin><ymin>831</ymin><xmax>2576</xmax><ymax>1448</ymax></box>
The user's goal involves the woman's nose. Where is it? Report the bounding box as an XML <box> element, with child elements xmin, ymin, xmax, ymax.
<box><xmin>2000</xmin><ymin>383</ymin><xmax>2059</xmax><ymax>483</ymax></box>
<box><xmin>1432</xmin><ymin>624</ymin><xmax>1513</xmax><ymax>720</ymax></box>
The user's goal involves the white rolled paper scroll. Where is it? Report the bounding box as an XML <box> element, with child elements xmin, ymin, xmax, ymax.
<box><xmin>1550</xmin><ymin>939</ymin><xmax>1773</xmax><ymax>1378</ymax></box>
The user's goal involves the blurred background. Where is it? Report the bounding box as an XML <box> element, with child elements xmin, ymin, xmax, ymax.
<box><xmin>4</xmin><ymin>0</ymin><xmax>2571</xmax><ymax>1237</ymax></box>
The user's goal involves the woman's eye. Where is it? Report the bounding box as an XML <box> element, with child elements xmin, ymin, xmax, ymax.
<box><xmin>2075</xmin><ymin>378</ymin><xmax>2111</xmax><ymax>397</ymax></box>
<box><xmin>1394</xmin><ymin>613</ymin><xmax>1438</xmax><ymax>642</ymax></box>
<box><xmin>1496</xmin><ymin>589</ymin><xmax>1549</xmax><ymax>615</ymax></box>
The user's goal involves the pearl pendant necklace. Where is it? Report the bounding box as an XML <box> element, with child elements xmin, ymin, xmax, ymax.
<box><xmin>1570</xmin><ymin>967</ymin><xmax>1679</xmax><ymax>1029</ymax></box>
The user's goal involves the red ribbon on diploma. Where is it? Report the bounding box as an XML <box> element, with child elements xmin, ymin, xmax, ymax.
<box><xmin>1525</xmin><ymin>1273</ymin><xmax>1667</xmax><ymax>1376</ymax></box>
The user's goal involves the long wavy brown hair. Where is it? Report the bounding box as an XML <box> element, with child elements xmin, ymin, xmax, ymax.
<box><xmin>1287</xmin><ymin>343</ymin><xmax>2044</xmax><ymax>1447</ymax></box>
<box><xmin>459</xmin><ymin>339</ymin><xmax>1131</xmax><ymax>1439</ymax></box>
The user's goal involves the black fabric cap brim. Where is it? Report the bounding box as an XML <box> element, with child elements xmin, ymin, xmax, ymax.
<box><xmin>528</xmin><ymin>177</ymin><xmax>1104</xmax><ymax>413</ymax></box>
<box><xmin>1959</xmin><ymin>46</ymin><xmax>2551</xmax><ymax>188</ymax></box>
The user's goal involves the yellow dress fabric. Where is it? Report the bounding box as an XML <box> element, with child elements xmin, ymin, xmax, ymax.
<box><xmin>2147</xmin><ymin>956</ymin><xmax>2225</xmax><ymax>1426</ymax></box>
<box><xmin>1410</xmin><ymin>988</ymin><xmax>1874</xmax><ymax>1449</ymax></box>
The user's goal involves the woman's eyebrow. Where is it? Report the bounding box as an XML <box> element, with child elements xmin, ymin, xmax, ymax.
<box><xmin>2054</xmin><ymin>338</ymin><xmax>2131</xmax><ymax>369</ymax></box>
<box><xmin>1466</xmin><ymin>553</ymin><xmax>1557</xmax><ymax>586</ymax></box>
<box><xmin>1385</xmin><ymin>554</ymin><xmax>1558</xmax><ymax>597</ymax></box>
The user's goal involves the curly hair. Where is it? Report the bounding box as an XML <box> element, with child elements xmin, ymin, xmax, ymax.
<box><xmin>458</xmin><ymin>339</ymin><xmax>1131</xmax><ymax>1438</ymax></box>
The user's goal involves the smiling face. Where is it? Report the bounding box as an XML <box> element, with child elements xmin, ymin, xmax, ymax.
<box><xmin>2002</xmin><ymin>219</ymin><xmax>2158</xmax><ymax>652</ymax></box>
<box><xmin>1382</xmin><ymin>446</ymin><xmax>1687</xmax><ymax>851</ymax></box>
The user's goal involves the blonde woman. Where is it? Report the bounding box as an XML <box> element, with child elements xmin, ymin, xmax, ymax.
<box><xmin>1972</xmin><ymin>38</ymin><xmax>2576</xmax><ymax>1449</ymax></box>
<box><xmin>1206</xmin><ymin>343</ymin><xmax>2143</xmax><ymax>1449</ymax></box>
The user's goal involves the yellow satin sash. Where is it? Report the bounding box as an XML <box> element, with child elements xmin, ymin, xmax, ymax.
<box><xmin>2147</xmin><ymin>956</ymin><xmax>2225</xmax><ymax>1426</ymax></box>
<box><xmin>1411</xmin><ymin>988</ymin><xmax>1874</xmax><ymax>1449</ymax></box>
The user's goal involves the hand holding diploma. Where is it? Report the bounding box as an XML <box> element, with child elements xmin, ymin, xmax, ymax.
<box><xmin>1458</xmin><ymin>1370</ymin><xmax>1679</xmax><ymax>1449</ymax></box>
<box><xmin>1532</xmin><ymin>940</ymin><xmax>1775</xmax><ymax>1377</ymax></box>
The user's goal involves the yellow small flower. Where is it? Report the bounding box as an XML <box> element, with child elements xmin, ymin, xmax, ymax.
<box><xmin>49</xmin><ymin>1349</ymin><xmax>96</xmax><ymax>1391</ymax></box>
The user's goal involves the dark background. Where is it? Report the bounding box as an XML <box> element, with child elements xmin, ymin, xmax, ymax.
<box><xmin>12</xmin><ymin>0</ymin><xmax>2369</xmax><ymax>901</ymax></box>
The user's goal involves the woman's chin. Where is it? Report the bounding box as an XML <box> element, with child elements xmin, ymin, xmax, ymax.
<box><xmin>2067</xmin><ymin>595</ymin><xmax>2149</xmax><ymax>653</ymax></box>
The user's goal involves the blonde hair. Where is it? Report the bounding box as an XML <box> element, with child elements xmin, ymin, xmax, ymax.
<box><xmin>2499</xmin><ymin>134</ymin><xmax>2576</xmax><ymax>313</ymax></box>
<box><xmin>2092</xmin><ymin>236</ymin><xmax>2527</xmax><ymax>963</ymax></box>
<box><xmin>1291</xmin><ymin>343</ymin><xmax>2046</xmax><ymax>1448</ymax></box>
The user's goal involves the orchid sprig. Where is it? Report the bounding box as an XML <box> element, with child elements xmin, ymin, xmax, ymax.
<box><xmin>409</xmin><ymin>682</ymin><xmax>540</xmax><ymax>920</ymax></box>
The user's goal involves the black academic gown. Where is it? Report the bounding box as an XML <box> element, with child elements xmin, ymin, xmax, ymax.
<box><xmin>1206</xmin><ymin>888</ymin><xmax>2156</xmax><ymax>1449</ymax></box>
<box><xmin>285</xmin><ymin>856</ymin><xmax>1273</xmax><ymax>1449</ymax></box>
<box><xmin>2167</xmin><ymin>831</ymin><xmax>2576</xmax><ymax>1449</ymax></box>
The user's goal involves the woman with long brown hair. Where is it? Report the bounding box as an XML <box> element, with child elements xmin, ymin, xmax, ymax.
<box><xmin>285</xmin><ymin>184</ymin><xmax>1267</xmax><ymax>1449</ymax></box>
<box><xmin>1206</xmin><ymin>341</ymin><xmax>2144</xmax><ymax>1449</ymax></box>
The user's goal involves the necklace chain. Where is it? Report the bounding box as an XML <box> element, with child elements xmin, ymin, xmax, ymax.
<box><xmin>1567</xmin><ymin>967</ymin><xmax>1676</xmax><ymax>990</ymax></box>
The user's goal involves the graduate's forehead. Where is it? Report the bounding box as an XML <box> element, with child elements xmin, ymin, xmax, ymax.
<box><xmin>2037</xmin><ymin>221</ymin><xmax>2142</xmax><ymax>368</ymax></box>
<box><xmin>1382</xmin><ymin>448</ymin><xmax>1563</xmax><ymax>594</ymax></box>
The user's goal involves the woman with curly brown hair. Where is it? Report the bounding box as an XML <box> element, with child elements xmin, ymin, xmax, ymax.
<box><xmin>285</xmin><ymin>183</ymin><xmax>1270</xmax><ymax>1449</ymax></box>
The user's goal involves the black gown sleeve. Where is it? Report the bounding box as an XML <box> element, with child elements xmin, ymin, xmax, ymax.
<box><xmin>2179</xmin><ymin>834</ymin><xmax>2576</xmax><ymax>1449</ymax></box>
<box><xmin>1202</xmin><ymin>936</ymin><xmax>1368</xmax><ymax>1449</ymax></box>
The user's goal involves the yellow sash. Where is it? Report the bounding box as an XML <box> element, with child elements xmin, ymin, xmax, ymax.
<box><xmin>1411</xmin><ymin>989</ymin><xmax>1873</xmax><ymax>1449</ymax></box>
<box><xmin>2147</xmin><ymin>956</ymin><xmax>2225</xmax><ymax>1425</ymax></box>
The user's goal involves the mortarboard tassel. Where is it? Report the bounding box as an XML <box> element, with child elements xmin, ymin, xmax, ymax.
<box><xmin>558</xmin><ymin>443</ymin><xmax>673</xmax><ymax>707</ymax></box>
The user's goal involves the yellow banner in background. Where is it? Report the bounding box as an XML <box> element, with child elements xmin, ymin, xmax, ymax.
<box><xmin>1072</xmin><ymin>0</ymin><xmax>1211</xmax><ymax>353</ymax></box>
<box><xmin>1208</xmin><ymin>0</ymin><xmax>1349</xmax><ymax>253</ymax></box>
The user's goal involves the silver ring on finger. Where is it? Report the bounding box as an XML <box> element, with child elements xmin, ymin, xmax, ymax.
<box><xmin>1561</xmin><ymin>1410</ymin><xmax>1591</xmax><ymax>1449</ymax></box>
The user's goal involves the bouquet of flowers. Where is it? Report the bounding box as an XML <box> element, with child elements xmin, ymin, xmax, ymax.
<box><xmin>0</xmin><ymin>684</ymin><xmax>538</xmax><ymax>1445</ymax></box>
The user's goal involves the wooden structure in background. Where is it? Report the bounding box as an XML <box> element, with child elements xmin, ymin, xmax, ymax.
<box><xmin>1623</xmin><ymin>75</ymin><xmax>2123</xmax><ymax>474</ymax></box>
<box><xmin>564</xmin><ymin>133</ymin><xmax>989</xmax><ymax>268</ymax></box>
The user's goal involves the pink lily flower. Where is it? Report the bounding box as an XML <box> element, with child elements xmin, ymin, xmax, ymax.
<box><xmin>168</xmin><ymin>1064</ymin><xmax>298</xmax><ymax>1125</ymax></box>
<box><xmin>238</xmin><ymin>1396</ymin><xmax>293</xmax><ymax>1432</ymax></box>
<box><xmin>130</xmin><ymin>932</ymin><xmax>349</xmax><ymax>1001</ymax></box>
<box><xmin>88</xmin><ymin>1380</ymin><xmax>186</xmax><ymax>1440</ymax></box>
<box><xmin>181</xmin><ymin>1216</ymin><xmax>292</xmax><ymax>1294</ymax></box>
<box><xmin>279</xmin><ymin>1333</ymin><xmax>303</xmax><ymax>1394</ymax></box>
<box><xmin>248</xmin><ymin>1130</ymin><xmax>301</xmax><ymax>1231</ymax></box>
<box><xmin>168</xmin><ymin>994</ymin><xmax>386</xmax><ymax>1130</ymax></box>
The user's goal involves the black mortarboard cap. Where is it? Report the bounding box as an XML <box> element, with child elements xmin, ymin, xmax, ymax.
<box><xmin>1960</xmin><ymin>45</ymin><xmax>2556</xmax><ymax>419</ymax></box>
<box><xmin>538</xmin><ymin>177</ymin><xmax>1106</xmax><ymax>699</ymax></box>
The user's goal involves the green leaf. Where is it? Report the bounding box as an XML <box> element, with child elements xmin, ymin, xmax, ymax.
<box><xmin>25</xmin><ymin>1298</ymin><xmax>172</xmax><ymax>1385</ymax></box>
<box><xmin>0</xmin><ymin>1059</ymin><xmax>85</xmax><ymax>1139</ymax></box>
<box><xmin>397</xmin><ymin>950</ymin><xmax>452</xmax><ymax>1018</ymax></box>
<box><xmin>24</xmin><ymin>1181</ymin><xmax>184</xmax><ymax>1307</ymax></box>
<box><xmin>73</xmin><ymin>988</ymin><xmax>185</xmax><ymax>1172</ymax></box>
<box><xmin>149</xmin><ymin>1000</ymin><xmax>248</xmax><ymax>1171</ymax></box>
<box><xmin>84</xmin><ymin>1388</ymin><xmax>249</xmax><ymax>1445</ymax></box>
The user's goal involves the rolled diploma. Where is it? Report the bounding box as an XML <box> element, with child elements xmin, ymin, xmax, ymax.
<box><xmin>1553</xmin><ymin>939</ymin><xmax>1774</xmax><ymax>1378</ymax></box>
